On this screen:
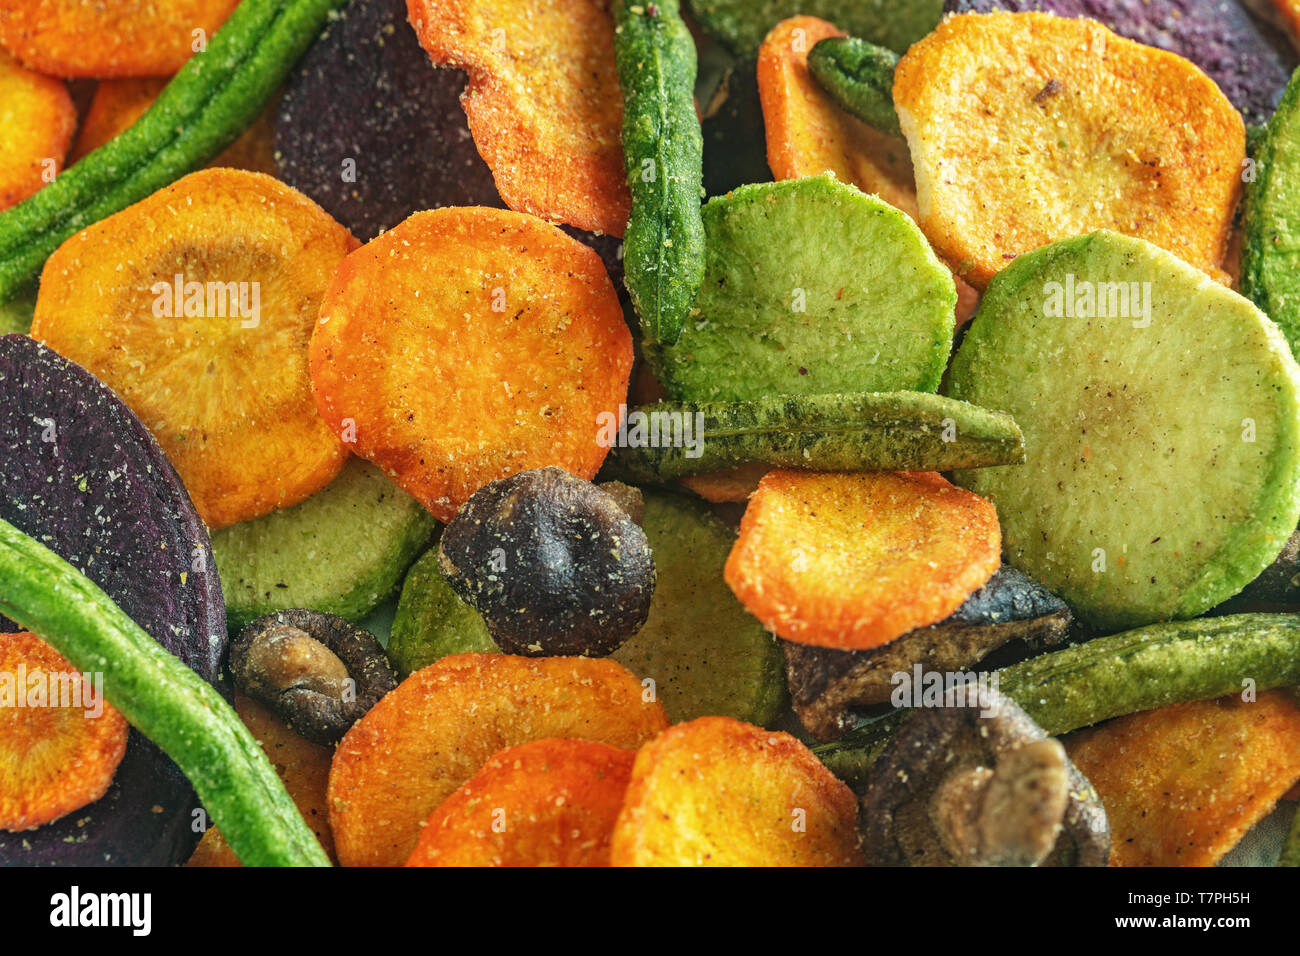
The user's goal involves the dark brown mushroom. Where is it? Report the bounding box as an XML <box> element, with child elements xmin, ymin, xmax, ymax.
<box><xmin>596</xmin><ymin>480</ymin><xmax>645</xmax><ymax>526</ymax></box>
<box><xmin>229</xmin><ymin>609</ymin><xmax>398</xmax><ymax>746</ymax></box>
<box><xmin>437</xmin><ymin>467</ymin><xmax>655</xmax><ymax>657</ymax></box>
<box><xmin>860</xmin><ymin>685</ymin><xmax>1109</xmax><ymax>867</ymax></box>
<box><xmin>783</xmin><ymin>566</ymin><xmax>1071</xmax><ymax>742</ymax></box>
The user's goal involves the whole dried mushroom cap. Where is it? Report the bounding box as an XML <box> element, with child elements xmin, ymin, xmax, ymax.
<box><xmin>230</xmin><ymin>608</ymin><xmax>398</xmax><ymax>746</ymax></box>
<box><xmin>437</xmin><ymin>467</ymin><xmax>656</xmax><ymax>657</ymax></box>
<box><xmin>861</xmin><ymin>685</ymin><xmax>1109</xmax><ymax>866</ymax></box>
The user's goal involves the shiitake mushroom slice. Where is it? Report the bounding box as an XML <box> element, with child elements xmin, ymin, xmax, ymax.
<box><xmin>860</xmin><ymin>686</ymin><xmax>1110</xmax><ymax>867</ymax></box>
<box><xmin>783</xmin><ymin>566</ymin><xmax>1070</xmax><ymax>742</ymax></box>
<box><xmin>230</xmin><ymin>609</ymin><xmax>397</xmax><ymax>746</ymax></box>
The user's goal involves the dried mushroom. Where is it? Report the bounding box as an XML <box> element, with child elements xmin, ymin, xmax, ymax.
<box><xmin>783</xmin><ymin>566</ymin><xmax>1070</xmax><ymax>741</ymax></box>
<box><xmin>860</xmin><ymin>686</ymin><xmax>1109</xmax><ymax>867</ymax></box>
<box><xmin>438</xmin><ymin>467</ymin><xmax>656</xmax><ymax>657</ymax></box>
<box><xmin>230</xmin><ymin>609</ymin><xmax>398</xmax><ymax>746</ymax></box>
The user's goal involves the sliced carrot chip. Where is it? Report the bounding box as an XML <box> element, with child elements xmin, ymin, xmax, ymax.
<box><xmin>725</xmin><ymin>470</ymin><xmax>1001</xmax><ymax>650</ymax></box>
<box><xmin>1272</xmin><ymin>0</ymin><xmax>1300</xmax><ymax>52</ymax></box>
<box><xmin>309</xmin><ymin>206</ymin><xmax>633</xmax><ymax>523</ymax></box>
<box><xmin>67</xmin><ymin>77</ymin><xmax>165</xmax><ymax>164</ymax></box>
<box><xmin>328</xmin><ymin>653</ymin><xmax>668</xmax><ymax>867</ymax></box>
<box><xmin>70</xmin><ymin>77</ymin><xmax>278</xmax><ymax>174</ymax></box>
<box><xmin>31</xmin><ymin>168</ymin><xmax>356</xmax><ymax>529</ymax></box>
<box><xmin>0</xmin><ymin>632</ymin><xmax>129</xmax><ymax>832</ymax></box>
<box><xmin>758</xmin><ymin>16</ymin><xmax>915</xmax><ymax>215</ymax></box>
<box><xmin>0</xmin><ymin>48</ymin><xmax>74</xmax><ymax>211</ymax></box>
<box><xmin>0</xmin><ymin>0</ymin><xmax>241</xmax><ymax>78</ymax></box>
<box><xmin>679</xmin><ymin>463</ymin><xmax>768</xmax><ymax>503</ymax></box>
<box><xmin>407</xmin><ymin>0</ymin><xmax>631</xmax><ymax>235</ymax></box>
<box><xmin>405</xmin><ymin>739</ymin><xmax>635</xmax><ymax>867</ymax></box>
<box><xmin>1066</xmin><ymin>691</ymin><xmax>1300</xmax><ymax>867</ymax></box>
<box><xmin>610</xmin><ymin>716</ymin><xmax>864</xmax><ymax>866</ymax></box>
<box><xmin>186</xmin><ymin>692</ymin><xmax>335</xmax><ymax>866</ymax></box>
<box><xmin>894</xmin><ymin>12</ymin><xmax>1245</xmax><ymax>289</ymax></box>
<box><xmin>756</xmin><ymin>16</ymin><xmax>978</xmax><ymax>323</ymax></box>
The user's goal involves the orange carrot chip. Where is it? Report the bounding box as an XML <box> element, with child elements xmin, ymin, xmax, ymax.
<box><xmin>328</xmin><ymin>654</ymin><xmax>668</xmax><ymax>867</ymax></box>
<box><xmin>407</xmin><ymin>0</ymin><xmax>631</xmax><ymax>235</ymax></box>
<box><xmin>725</xmin><ymin>470</ymin><xmax>1001</xmax><ymax>650</ymax></box>
<box><xmin>186</xmin><ymin>692</ymin><xmax>335</xmax><ymax>866</ymax></box>
<box><xmin>894</xmin><ymin>12</ymin><xmax>1244</xmax><ymax>289</ymax></box>
<box><xmin>1066</xmin><ymin>690</ymin><xmax>1300</xmax><ymax>867</ymax></box>
<box><xmin>0</xmin><ymin>49</ymin><xmax>74</xmax><ymax>211</ymax></box>
<box><xmin>70</xmin><ymin>77</ymin><xmax>278</xmax><ymax>174</ymax></box>
<box><xmin>0</xmin><ymin>0</ymin><xmax>241</xmax><ymax>78</ymax></box>
<box><xmin>31</xmin><ymin>168</ymin><xmax>356</xmax><ymax>530</ymax></box>
<box><xmin>405</xmin><ymin>738</ymin><xmax>635</xmax><ymax>867</ymax></box>
<box><xmin>309</xmin><ymin>206</ymin><xmax>633</xmax><ymax>523</ymax></box>
<box><xmin>610</xmin><ymin>716</ymin><xmax>864</xmax><ymax>866</ymax></box>
<box><xmin>0</xmin><ymin>632</ymin><xmax>129</xmax><ymax>832</ymax></box>
<box><xmin>758</xmin><ymin>16</ymin><xmax>916</xmax><ymax>215</ymax></box>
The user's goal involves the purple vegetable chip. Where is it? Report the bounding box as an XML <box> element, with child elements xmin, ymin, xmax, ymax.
<box><xmin>943</xmin><ymin>0</ymin><xmax>1295</xmax><ymax>125</ymax></box>
<box><xmin>275</xmin><ymin>0</ymin><xmax>501</xmax><ymax>241</ymax></box>
<box><xmin>0</xmin><ymin>335</ymin><xmax>227</xmax><ymax>866</ymax></box>
<box><xmin>275</xmin><ymin>0</ymin><xmax>626</xmax><ymax>291</ymax></box>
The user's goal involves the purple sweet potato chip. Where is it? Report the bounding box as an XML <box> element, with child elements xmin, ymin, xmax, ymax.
<box><xmin>274</xmin><ymin>0</ymin><xmax>626</xmax><ymax>290</ymax></box>
<box><xmin>275</xmin><ymin>0</ymin><xmax>501</xmax><ymax>241</ymax></box>
<box><xmin>0</xmin><ymin>334</ymin><xmax>227</xmax><ymax>866</ymax></box>
<box><xmin>944</xmin><ymin>0</ymin><xmax>1295</xmax><ymax>125</ymax></box>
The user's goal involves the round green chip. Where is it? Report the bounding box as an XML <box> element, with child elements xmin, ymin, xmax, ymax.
<box><xmin>948</xmin><ymin>230</ymin><xmax>1300</xmax><ymax>632</ymax></box>
<box><xmin>650</xmin><ymin>174</ymin><xmax>957</xmax><ymax>403</ymax></box>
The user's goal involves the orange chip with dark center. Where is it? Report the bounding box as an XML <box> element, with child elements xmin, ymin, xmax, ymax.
<box><xmin>405</xmin><ymin>738</ymin><xmax>635</xmax><ymax>867</ymax></box>
<box><xmin>0</xmin><ymin>0</ymin><xmax>241</xmax><ymax>78</ymax></box>
<box><xmin>725</xmin><ymin>470</ymin><xmax>1001</xmax><ymax>650</ymax></box>
<box><xmin>1066</xmin><ymin>691</ymin><xmax>1300</xmax><ymax>867</ymax></box>
<box><xmin>0</xmin><ymin>632</ymin><xmax>129</xmax><ymax>832</ymax></box>
<box><xmin>610</xmin><ymin>716</ymin><xmax>864</xmax><ymax>866</ymax></box>
<box><xmin>309</xmin><ymin>206</ymin><xmax>633</xmax><ymax>522</ymax></box>
<box><xmin>406</xmin><ymin>0</ymin><xmax>630</xmax><ymax>236</ymax></box>
<box><xmin>0</xmin><ymin>48</ymin><xmax>74</xmax><ymax>211</ymax></box>
<box><xmin>328</xmin><ymin>654</ymin><xmax>668</xmax><ymax>867</ymax></box>
<box><xmin>31</xmin><ymin>168</ymin><xmax>357</xmax><ymax>530</ymax></box>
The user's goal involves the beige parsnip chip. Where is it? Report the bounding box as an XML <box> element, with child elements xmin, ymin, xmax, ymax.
<box><xmin>610</xmin><ymin>716</ymin><xmax>864</xmax><ymax>866</ymax></box>
<box><xmin>893</xmin><ymin>11</ymin><xmax>1244</xmax><ymax>289</ymax></box>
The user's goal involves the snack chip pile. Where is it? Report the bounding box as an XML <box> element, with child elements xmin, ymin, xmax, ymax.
<box><xmin>3</xmin><ymin>0</ymin><xmax>1300</xmax><ymax>871</ymax></box>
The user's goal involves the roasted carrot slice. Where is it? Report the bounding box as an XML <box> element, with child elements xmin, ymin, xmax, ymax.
<box><xmin>405</xmin><ymin>739</ymin><xmax>635</xmax><ymax>867</ymax></box>
<box><xmin>70</xmin><ymin>78</ymin><xmax>278</xmax><ymax>173</ymax></box>
<box><xmin>610</xmin><ymin>716</ymin><xmax>864</xmax><ymax>866</ymax></box>
<box><xmin>0</xmin><ymin>48</ymin><xmax>74</xmax><ymax>211</ymax></box>
<box><xmin>758</xmin><ymin>16</ymin><xmax>915</xmax><ymax>214</ymax></box>
<box><xmin>679</xmin><ymin>463</ymin><xmax>768</xmax><ymax>503</ymax></box>
<box><xmin>186</xmin><ymin>692</ymin><xmax>335</xmax><ymax>866</ymax></box>
<box><xmin>407</xmin><ymin>0</ymin><xmax>631</xmax><ymax>235</ymax></box>
<box><xmin>1066</xmin><ymin>691</ymin><xmax>1300</xmax><ymax>867</ymax></box>
<box><xmin>31</xmin><ymin>168</ymin><xmax>356</xmax><ymax>530</ymax></box>
<box><xmin>67</xmin><ymin>77</ymin><xmax>165</xmax><ymax>164</ymax></box>
<box><xmin>725</xmin><ymin>470</ymin><xmax>1001</xmax><ymax>650</ymax></box>
<box><xmin>756</xmin><ymin>16</ymin><xmax>977</xmax><ymax>322</ymax></box>
<box><xmin>328</xmin><ymin>654</ymin><xmax>668</xmax><ymax>867</ymax></box>
<box><xmin>894</xmin><ymin>12</ymin><xmax>1244</xmax><ymax>289</ymax></box>
<box><xmin>0</xmin><ymin>0</ymin><xmax>241</xmax><ymax>78</ymax></box>
<box><xmin>309</xmin><ymin>206</ymin><xmax>633</xmax><ymax>522</ymax></box>
<box><xmin>0</xmin><ymin>632</ymin><xmax>129</xmax><ymax>832</ymax></box>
